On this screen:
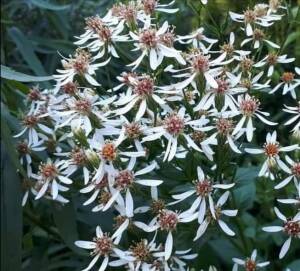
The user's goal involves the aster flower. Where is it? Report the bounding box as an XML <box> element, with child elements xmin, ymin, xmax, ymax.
<box><xmin>135</xmin><ymin>209</ymin><xmax>197</xmax><ymax>260</ymax></box>
<box><xmin>139</xmin><ymin>0</ymin><xmax>179</xmax><ymax>16</ymax></box>
<box><xmin>238</xmin><ymin>71</ymin><xmax>271</xmax><ymax>92</ymax></box>
<box><xmin>275</xmin><ymin>155</ymin><xmax>300</xmax><ymax>189</ymax></box>
<box><xmin>75</xmin><ymin>225</ymin><xmax>126</xmax><ymax>271</ymax></box>
<box><xmin>31</xmin><ymin>159</ymin><xmax>73</xmax><ymax>200</ymax></box>
<box><xmin>229</xmin><ymin>7</ymin><xmax>282</xmax><ymax>36</ymax></box>
<box><xmin>113</xmin><ymin>75</ymin><xmax>175</xmax><ymax>121</ymax></box>
<box><xmin>17</xmin><ymin>139</ymin><xmax>46</xmax><ymax>165</ymax></box>
<box><xmin>171</xmin><ymin>166</ymin><xmax>234</xmax><ymax>224</ymax></box>
<box><xmin>255</xmin><ymin>52</ymin><xmax>295</xmax><ymax>77</ymax></box>
<box><xmin>193</xmin><ymin>74</ymin><xmax>247</xmax><ymax>112</ymax></box>
<box><xmin>283</xmin><ymin>102</ymin><xmax>300</xmax><ymax>131</ymax></box>
<box><xmin>54</xmin><ymin>48</ymin><xmax>111</xmax><ymax>86</ymax></box>
<box><xmin>166</xmin><ymin>50</ymin><xmax>227</xmax><ymax>90</ymax></box>
<box><xmin>74</xmin><ymin>16</ymin><xmax>129</xmax><ymax>58</ymax></box>
<box><xmin>232</xmin><ymin>249</ymin><xmax>270</xmax><ymax>271</ymax></box>
<box><xmin>262</xmin><ymin>207</ymin><xmax>300</xmax><ymax>259</ymax></box>
<box><xmin>194</xmin><ymin>191</ymin><xmax>238</xmax><ymax>240</ymax></box>
<box><xmin>177</xmin><ymin>27</ymin><xmax>218</xmax><ymax>52</ymax></box>
<box><xmin>241</xmin><ymin>28</ymin><xmax>279</xmax><ymax>49</ymax></box>
<box><xmin>142</xmin><ymin>108</ymin><xmax>210</xmax><ymax>161</ymax></box>
<box><xmin>128</xmin><ymin>21</ymin><xmax>185</xmax><ymax>70</ymax></box>
<box><xmin>270</xmin><ymin>68</ymin><xmax>300</xmax><ymax>99</ymax></box>
<box><xmin>245</xmin><ymin>131</ymin><xmax>299</xmax><ymax>179</ymax></box>
<box><xmin>232</xmin><ymin>94</ymin><xmax>277</xmax><ymax>142</ymax></box>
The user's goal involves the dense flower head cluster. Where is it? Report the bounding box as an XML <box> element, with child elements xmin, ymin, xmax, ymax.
<box><xmin>14</xmin><ymin>0</ymin><xmax>299</xmax><ymax>270</ymax></box>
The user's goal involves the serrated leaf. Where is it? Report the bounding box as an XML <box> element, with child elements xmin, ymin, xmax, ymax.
<box><xmin>1</xmin><ymin>65</ymin><xmax>53</xmax><ymax>82</ymax></box>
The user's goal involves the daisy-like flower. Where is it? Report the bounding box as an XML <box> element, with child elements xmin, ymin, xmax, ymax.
<box><xmin>194</xmin><ymin>191</ymin><xmax>238</xmax><ymax>240</ymax></box>
<box><xmin>171</xmin><ymin>166</ymin><xmax>234</xmax><ymax>224</ymax></box>
<box><xmin>75</xmin><ymin>225</ymin><xmax>126</xmax><ymax>271</ymax></box>
<box><xmin>229</xmin><ymin>7</ymin><xmax>282</xmax><ymax>36</ymax></box>
<box><xmin>177</xmin><ymin>27</ymin><xmax>217</xmax><ymax>52</ymax></box>
<box><xmin>232</xmin><ymin>94</ymin><xmax>277</xmax><ymax>142</ymax></box>
<box><xmin>128</xmin><ymin>21</ymin><xmax>185</xmax><ymax>70</ymax></box>
<box><xmin>270</xmin><ymin>68</ymin><xmax>300</xmax><ymax>99</ymax></box>
<box><xmin>245</xmin><ymin>131</ymin><xmax>299</xmax><ymax>179</ymax></box>
<box><xmin>106</xmin><ymin>162</ymin><xmax>163</xmax><ymax>211</ymax></box>
<box><xmin>167</xmin><ymin>50</ymin><xmax>226</xmax><ymax>90</ymax></box>
<box><xmin>283</xmin><ymin>102</ymin><xmax>300</xmax><ymax>131</ymax></box>
<box><xmin>143</xmin><ymin>108</ymin><xmax>210</xmax><ymax>161</ymax></box>
<box><xmin>74</xmin><ymin>16</ymin><xmax>128</xmax><ymax>58</ymax></box>
<box><xmin>17</xmin><ymin>139</ymin><xmax>46</xmax><ymax>165</ymax></box>
<box><xmin>275</xmin><ymin>155</ymin><xmax>300</xmax><ymax>189</ymax></box>
<box><xmin>31</xmin><ymin>159</ymin><xmax>73</xmax><ymax>200</ymax></box>
<box><xmin>139</xmin><ymin>0</ymin><xmax>179</xmax><ymax>16</ymax></box>
<box><xmin>232</xmin><ymin>249</ymin><xmax>270</xmax><ymax>271</ymax></box>
<box><xmin>113</xmin><ymin>75</ymin><xmax>173</xmax><ymax>121</ymax></box>
<box><xmin>110</xmin><ymin>236</ymin><xmax>164</xmax><ymax>270</ymax></box>
<box><xmin>54</xmin><ymin>48</ymin><xmax>111</xmax><ymax>86</ymax></box>
<box><xmin>194</xmin><ymin>74</ymin><xmax>247</xmax><ymax>112</ymax></box>
<box><xmin>135</xmin><ymin>209</ymin><xmax>197</xmax><ymax>260</ymax></box>
<box><xmin>262</xmin><ymin>207</ymin><xmax>300</xmax><ymax>259</ymax></box>
<box><xmin>14</xmin><ymin>111</ymin><xmax>52</xmax><ymax>145</ymax></box>
<box><xmin>238</xmin><ymin>71</ymin><xmax>271</xmax><ymax>92</ymax></box>
<box><xmin>54</xmin><ymin>89</ymin><xmax>112</xmax><ymax>136</ymax></box>
<box><xmin>255</xmin><ymin>52</ymin><xmax>295</xmax><ymax>77</ymax></box>
<box><xmin>241</xmin><ymin>28</ymin><xmax>279</xmax><ymax>49</ymax></box>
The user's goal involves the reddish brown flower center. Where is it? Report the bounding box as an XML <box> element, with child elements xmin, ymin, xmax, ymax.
<box><xmin>142</xmin><ymin>0</ymin><xmax>157</xmax><ymax>14</ymax></box>
<box><xmin>125</xmin><ymin>122</ymin><xmax>142</xmax><ymax>139</ymax></box>
<box><xmin>151</xmin><ymin>199</ymin><xmax>165</xmax><ymax>214</ymax></box>
<box><xmin>159</xmin><ymin>210</ymin><xmax>178</xmax><ymax>231</ymax></box>
<box><xmin>40</xmin><ymin>164</ymin><xmax>58</xmax><ymax>179</ymax></box>
<box><xmin>240</xmin><ymin>97</ymin><xmax>260</xmax><ymax>116</ymax></box>
<box><xmin>71</xmin><ymin>148</ymin><xmax>87</xmax><ymax>165</ymax></box>
<box><xmin>263</xmin><ymin>142</ymin><xmax>279</xmax><ymax>157</ymax></box>
<box><xmin>192</xmin><ymin>54</ymin><xmax>210</xmax><ymax>73</ymax></box>
<box><xmin>134</xmin><ymin>77</ymin><xmax>154</xmax><ymax>96</ymax></box>
<box><xmin>253</xmin><ymin>29</ymin><xmax>265</xmax><ymax>40</ymax></box>
<box><xmin>23</xmin><ymin>115</ymin><xmax>38</xmax><ymax>127</ymax></box>
<box><xmin>244</xmin><ymin>9</ymin><xmax>256</xmax><ymax>23</ymax></box>
<box><xmin>281</xmin><ymin>72</ymin><xmax>294</xmax><ymax>83</ymax></box>
<box><xmin>130</xmin><ymin>240</ymin><xmax>152</xmax><ymax>262</ymax></box>
<box><xmin>241</xmin><ymin>58</ymin><xmax>254</xmax><ymax>72</ymax></box>
<box><xmin>74</xmin><ymin>99</ymin><xmax>92</xmax><ymax>114</ymax></box>
<box><xmin>159</xmin><ymin>31</ymin><xmax>175</xmax><ymax>47</ymax></box>
<box><xmin>140</xmin><ymin>29</ymin><xmax>158</xmax><ymax>48</ymax></box>
<box><xmin>93</xmin><ymin>234</ymin><xmax>113</xmax><ymax>256</ymax></box>
<box><xmin>216</xmin><ymin>118</ymin><xmax>234</xmax><ymax>135</ymax></box>
<box><xmin>101</xmin><ymin>143</ymin><xmax>117</xmax><ymax>161</ymax></box>
<box><xmin>164</xmin><ymin>114</ymin><xmax>185</xmax><ymax>136</ymax></box>
<box><xmin>27</xmin><ymin>88</ymin><xmax>41</xmax><ymax>101</ymax></box>
<box><xmin>195</xmin><ymin>179</ymin><xmax>213</xmax><ymax>196</ymax></box>
<box><xmin>292</xmin><ymin>163</ymin><xmax>300</xmax><ymax>177</ymax></box>
<box><xmin>115</xmin><ymin>170</ymin><xmax>134</xmax><ymax>189</ymax></box>
<box><xmin>267</xmin><ymin>53</ymin><xmax>278</xmax><ymax>65</ymax></box>
<box><xmin>221</xmin><ymin>43</ymin><xmax>234</xmax><ymax>55</ymax></box>
<box><xmin>284</xmin><ymin>220</ymin><xmax>300</xmax><ymax>237</ymax></box>
<box><xmin>245</xmin><ymin>259</ymin><xmax>257</xmax><ymax>271</ymax></box>
<box><xmin>214</xmin><ymin>79</ymin><xmax>229</xmax><ymax>94</ymax></box>
<box><xmin>17</xmin><ymin>142</ymin><xmax>30</xmax><ymax>154</ymax></box>
<box><xmin>63</xmin><ymin>82</ymin><xmax>78</xmax><ymax>95</ymax></box>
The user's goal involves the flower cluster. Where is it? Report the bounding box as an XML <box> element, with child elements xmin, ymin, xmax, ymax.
<box><xmin>14</xmin><ymin>0</ymin><xmax>299</xmax><ymax>270</ymax></box>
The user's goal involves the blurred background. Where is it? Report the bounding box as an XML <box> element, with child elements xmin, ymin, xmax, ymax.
<box><xmin>1</xmin><ymin>0</ymin><xmax>300</xmax><ymax>270</ymax></box>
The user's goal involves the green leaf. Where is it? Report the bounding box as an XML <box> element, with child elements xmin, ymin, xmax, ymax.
<box><xmin>1</xmin><ymin>65</ymin><xmax>53</xmax><ymax>82</ymax></box>
<box><xmin>1</xmin><ymin>142</ymin><xmax>22</xmax><ymax>271</ymax></box>
<box><xmin>29</xmin><ymin>0</ymin><xmax>70</xmax><ymax>11</ymax></box>
<box><xmin>287</xmin><ymin>260</ymin><xmax>300</xmax><ymax>271</ymax></box>
<box><xmin>8</xmin><ymin>27</ymin><xmax>48</xmax><ymax>77</ymax></box>
<box><xmin>282</xmin><ymin>32</ymin><xmax>300</xmax><ymax>49</ymax></box>
<box><xmin>52</xmin><ymin>200</ymin><xmax>83</xmax><ymax>255</ymax></box>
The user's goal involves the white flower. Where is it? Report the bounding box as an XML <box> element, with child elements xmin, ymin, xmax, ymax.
<box><xmin>194</xmin><ymin>74</ymin><xmax>247</xmax><ymax>112</ymax></box>
<box><xmin>270</xmin><ymin>68</ymin><xmax>300</xmax><ymax>99</ymax></box>
<box><xmin>194</xmin><ymin>191</ymin><xmax>238</xmax><ymax>240</ymax></box>
<box><xmin>171</xmin><ymin>166</ymin><xmax>234</xmax><ymax>224</ymax></box>
<box><xmin>17</xmin><ymin>140</ymin><xmax>46</xmax><ymax>165</ymax></box>
<box><xmin>245</xmin><ymin>131</ymin><xmax>299</xmax><ymax>179</ymax></box>
<box><xmin>283</xmin><ymin>102</ymin><xmax>300</xmax><ymax>131</ymax></box>
<box><xmin>275</xmin><ymin>155</ymin><xmax>300</xmax><ymax>189</ymax></box>
<box><xmin>31</xmin><ymin>159</ymin><xmax>73</xmax><ymax>200</ymax></box>
<box><xmin>177</xmin><ymin>27</ymin><xmax>217</xmax><ymax>51</ymax></box>
<box><xmin>54</xmin><ymin>49</ymin><xmax>111</xmax><ymax>86</ymax></box>
<box><xmin>232</xmin><ymin>94</ymin><xmax>277</xmax><ymax>142</ymax></box>
<box><xmin>128</xmin><ymin>21</ymin><xmax>185</xmax><ymax>70</ymax></box>
<box><xmin>143</xmin><ymin>108</ymin><xmax>210</xmax><ymax>161</ymax></box>
<box><xmin>232</xmin><ymin>249</ymin><xmax>270</xmax><ymax>271</ymax></box>
<box><xmin>255</xmin><ymin>52</ymin><xmax>295</xmax><ymax>77</ymax></box>
<box><xmin>230</xmin><ymin>8</ymin><xmax>282</xmax><ymax>36</ymax></box>
<box><xmin>241</xmin><ymin>28</ymin><xmax>279</xmax><ymax>49</ymax></box>
<box><xmin>75</xmin><ymin>225</ymin><xmax>125</xmax><ymax>271</ymax></box>
<box><xmin>262</xmin><ymin>207</ymin><xmax>300</xmax><ymax>259</ymax></box>
<box><xmin>113</xmin><ymin>75</ymin><xmax>174</xmax><ymax>121</ymax></box>
<box><xmin>75</xmin><ymin>17</ymin><xmax>128</xmax><ymax>58</ymax></box>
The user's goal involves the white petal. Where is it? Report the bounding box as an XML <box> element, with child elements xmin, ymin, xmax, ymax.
<box><xmin>165</xmin><ymin>231</ymin><xmax>173</xmax><ymax>260</ymax></box>
<box><xmin>279</xmin><ymin>237</ymin><xmax>291</xmax><ymax>259</ymax></box>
